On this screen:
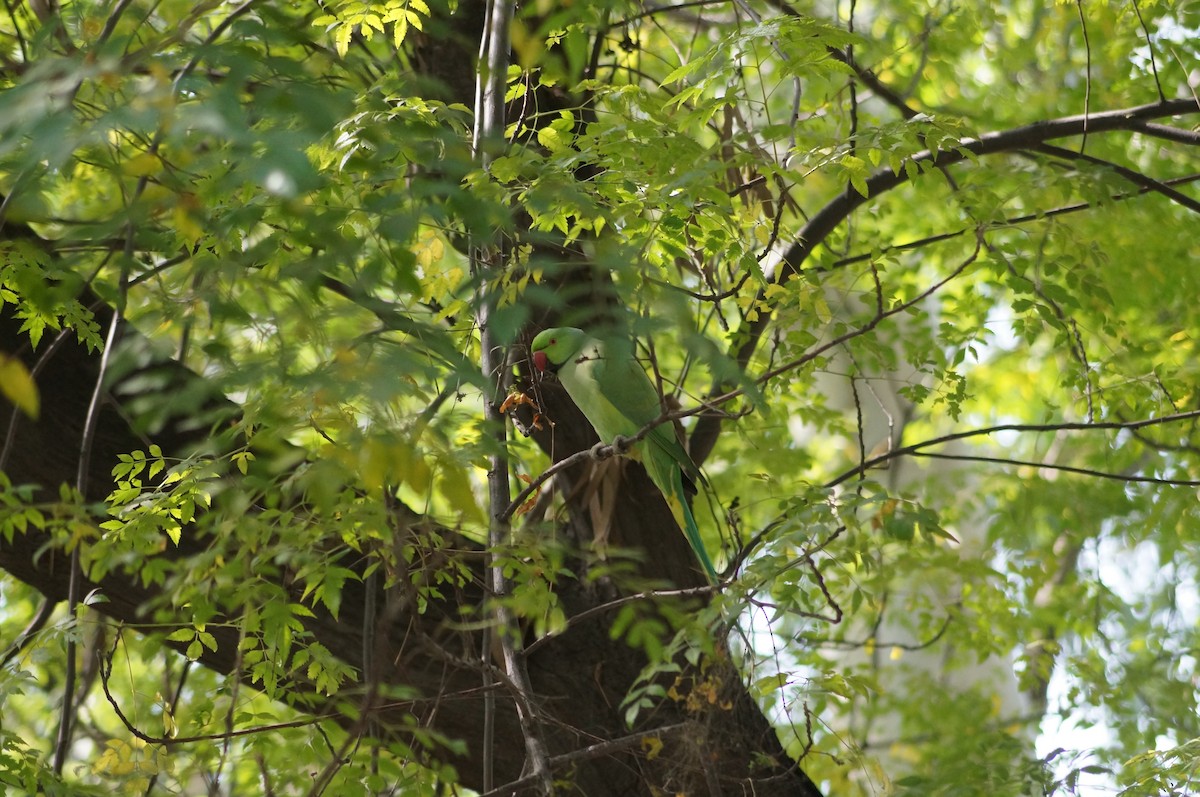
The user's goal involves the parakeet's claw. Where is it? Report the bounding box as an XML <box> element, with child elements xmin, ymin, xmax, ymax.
<box><xmin>591</xmin><ymin>435</ymin><xmax>634</xmax><ymax>460</ymax></box>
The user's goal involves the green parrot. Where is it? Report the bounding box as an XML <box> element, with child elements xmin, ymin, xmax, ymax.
<box><xmin>530</xmin><ymin>327</ymin><xmax>717</xmax><ymax>582</ymax></box>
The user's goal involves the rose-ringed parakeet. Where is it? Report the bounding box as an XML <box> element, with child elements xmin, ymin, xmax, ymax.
<box><xmin>530</xmin><ymin>327</ymin><xmax>717</xmax><ymax>582</ymax></box>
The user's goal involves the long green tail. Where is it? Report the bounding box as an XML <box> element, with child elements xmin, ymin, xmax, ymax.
<box><xmin>673</xmin><ymin>471</ymin><xmax>718</xmax><ymax>583</ymax></box>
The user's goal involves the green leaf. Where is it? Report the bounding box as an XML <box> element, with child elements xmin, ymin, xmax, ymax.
<box><xmin>661</xmin><ymin>58</ymin><xmax>704</xmax><ymax>85</ymax></box>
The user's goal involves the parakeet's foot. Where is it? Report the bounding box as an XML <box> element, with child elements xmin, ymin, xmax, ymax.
<box><xmin>590</xmin><ymin>435</ymin><xmax>633</xmax><ymax>460</ymax></box>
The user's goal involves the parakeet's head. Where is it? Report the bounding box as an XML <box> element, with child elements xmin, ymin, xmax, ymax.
<box><xmin>530</xmin><ymin>327</ymin><xmax>586</xmax><ymax>373</ymax></box>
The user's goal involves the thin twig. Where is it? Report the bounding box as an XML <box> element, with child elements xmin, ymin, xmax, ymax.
<box><xmin>210</xmin><ymin>612</ymin><xmax>248</xmax><ymax>795</ymax></box>
<box><xmin>2</xmin><ymin>0</ymin><xmax>29</xmax><ymax>62</ymax></box>
<box><xmin>1</xmin><ymin>597</ymin><xmax>56</xmax><ymax>668</ymax></box>
<box><xmin>1036</xmin><ymin>143</ymin><xmax>1200</xmax><ymax>215</ymax></box>
<box><xmin>910</xmin><ymin>450</ymin><xmax>1200</xmax><ymax>487</ymax></box>
<box><xmin>54</xmin><ymin>231</ymin><xmax>129</xmax><ymax>778</ymax></box>
<box><xmin>823</xmin><ymin>408</ymin><xmax>1200</xmax><ymax>489</ymax></box>
<box><xmin>809</xmin><ymin>612</ymin><xmax>955</xmax><ymax>652</ymax></box>
<box><xmin>1130</xmin><ymin>0</ymin><xmax>1165</xmax><ymax>102</ymax></box>
<box><xmin>1125</xmin><ymin>120</ymin><xmax>1200</xmax><ymax>146</ymax></box>
<box><xmin>688</xmin><ymin>97</ymin><xmax>1200</xmax><ymax>465</ymax></box>
<box><xmin>141</xmin><ymin>657</ymin><xmax>193</xmax><ymax>796</ymax></box>
<box><xmin>693</xmin><ymin>236</ymin><xmax>983</xmax><ymax>421</ymax></box>
<box><xmin>826</xmin><ymin>172</ymin><xmax>1200</xmax><ymax>269</ymax></box>
<box><xmin>98</xmin><ymin>631</ymin><xmax>337</xmax><ymax>745</ymax></box>
<box><xmin>525</xmin><ymin>585</ymin><xmax>718</xmax><ymax>656</ymax></box>
<box><xmin>97</xmin><ymin>0</ymin><xmax>140</xmax><ymax>47</ymax></box>
<box><xmin>1075</xmin><ymin>0</ymin><xmax>1091</xmax><ymax>152</ymax></box>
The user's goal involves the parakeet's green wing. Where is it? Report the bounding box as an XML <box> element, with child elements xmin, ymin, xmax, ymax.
<box><xmin>561</xmin><ymin>338</ymin><xmax>699</xmax><ymax>478</ymax></box>
<box><xmin>595</xmin><ymin>346</ymin><xmax>704</xmax><ymax>486</ymax></box>
<box><xmin>547</xmin><ymin>333</ymin><xmax>717</xmax><ymax>581</ymax></box>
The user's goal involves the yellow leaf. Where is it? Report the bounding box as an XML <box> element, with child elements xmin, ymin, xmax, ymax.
<box><xmin>641</xmin><ymin>735</ymin><xmax>664</xmax><ymax>760</ymax></box>
<box><xmin>173</xmin><ymin>193</ymin><xmax>204</xmax><ymax>244</ymax></box>
<box><xmin>537</xmin><ymin>125</ymin><xmax>565</xmax><ymax>152</ymax></box>
<box><xmin>121</xmin><ymin>152</ymin><xmax>163</xmax><ymax>177</ymax></box>
<box><xmin>0</xmin><ymin>353</ymin><xmax>39</xmax><ymax>419</ymax></box>
<box><xmin>391</xmin><ymin>18</ymin><xmax>408</xmax><ymax>48</ymax></box>
<box><xmin>415</xmin><ymin>234</ymin><xmax>444</xmax><ymax>268</ymax></box>
<box><xmin>235</xmin><ymin>451</ymin><xmax>254</xmax><ymax>475</ymax></box>
<box><xmin>334</xmin><ymin>23</ymin><xmax>352</xmax><ymax>56</ymax></box>
<box><xmin>68</xmin><ymin>521</ymin><xmax>97</xmax><ymax>549</ymax></box>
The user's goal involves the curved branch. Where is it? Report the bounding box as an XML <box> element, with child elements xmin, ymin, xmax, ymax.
<box><xmin>524</xmin><ymin>585</ymin><xmax>715</xmax><ymax>656</ymax></box>
<box><xmin>689</xmin><ymin>97</ymin><xmax>1200</xmax><ymax>463</ymax></box>
<box><xmin>1036</xmin><ymin>142</ymin><xmax>1200</xmax><ymax>214</ymax></box>
<box><xmin>0</xmin><ymin>595</ymin><xmax>56</xmax><ymax>668</ymax></box>
<box><xmin>913</xmin><ymin>451</ymin><xmax>1200</xmax><ymax>487</ymax></box>
<box><xmin>785</xmin><ymin>102</ymin><xmax>1197</xmax><ymax>278</ymax></box>
<box><xmin>827</xmin><ymin>172</ymin><xmax>1200</xmax><ymax>270</ymax></box>
<box><xmin>476</xmin><ymin>723</ymin><xmax>694</xmax><ymax>797</ymax></box>
<box><xmin>823</xmin><ymin>409</ymin><xmax>1200</xmax><ymax>489</ymax></box>
<box><xmin>678</xmin><ymin>237</ymin><xmax>982</xmax><ymax>433</ymax></box>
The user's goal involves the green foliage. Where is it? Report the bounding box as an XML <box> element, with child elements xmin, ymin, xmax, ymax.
<box><xmin>1119</xmin><ymin>738</ymin><xmax>1200</xmax><ymax>796</ymax></box>
<box><xmin>0</xmin><ymin>0</ymin><xmax>1198</xmax><ymax>793</ymax></box>
<box><xmin>314</xmin><ymin>0</ymin><xmax>431</xmax><ymax>55</ymax></box>
<box><xmin>0</xmin><ymin>241</ymin><xmax>101</xmax><ymax>351</ymax></box>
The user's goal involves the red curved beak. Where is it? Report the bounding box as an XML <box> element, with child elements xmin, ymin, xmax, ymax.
<box><xmin>532</xmin><ymin>351</ymin><xmax>548</xmax><ymax>372</ymax></box>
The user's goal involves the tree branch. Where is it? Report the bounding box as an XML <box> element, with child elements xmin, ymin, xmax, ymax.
<box><xmin>1126</xmin><ymin>119</ymin><xmax>1200</xmax><ymax>146</ymax></box>
<box><xmin>689</xmin><ymin>97</ymin><xmax>1200</xmax><ymax>464</ymax></box>
<box><xmin>824</xmin><ymin>409</ymin><xmax>1200</xmax><ymax>489</ymax></box>
<box><xmin>679</xmin><ymin>237</ymin><xmax>983</xmax><ymax>433</ymax></box>
<box><xmin>910</xmin><ymin>451</ymin><xmax>1200</xmax><ymax>487</ymax></box>
<box><xmin>1036</xmin><ymin>142</ymin><xmax>1200</xmax><ymax>214</ymax></box>
<box><xmin>827</xmin><ymin>172</ymin><xmax>1200</xmax><ymax>270</ymax></box>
